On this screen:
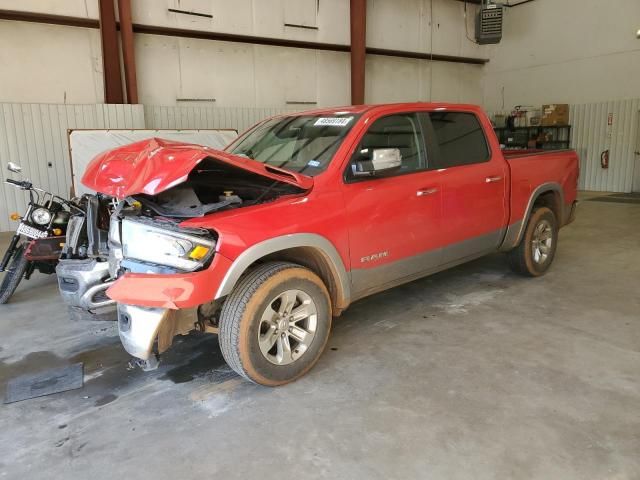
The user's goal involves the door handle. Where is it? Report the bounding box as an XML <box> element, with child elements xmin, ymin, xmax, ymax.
<box><xmin>485</xmin><ymin>176</ymin><xmax>503</xmax><ymax>183</ymax></box>
<box><xmin>417</xmin><ymin>188</ymin><xmax>439</xmax><ymax>197</ymax></box>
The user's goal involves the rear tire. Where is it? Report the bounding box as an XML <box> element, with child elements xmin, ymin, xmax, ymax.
<box><xmin>0</xmin><ymin>244</ymin><xmax>29</xmax><ymax>304</ymax></box>
<box><xmin>219</xmin><ymin>262</ymin><xmax>332</xmax><ymax>386</ymax></box>
<box><xmin>508</xmin><ymin>207</ymin><xmax>558</xmax><ymax>277</ymax></box>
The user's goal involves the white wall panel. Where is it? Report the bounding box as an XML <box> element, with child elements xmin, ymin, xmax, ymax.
<box><xmin>0</xmin><ymin>22</ymin><xmax>103</xmax><ymax>104</ymax></box>
<box><xmin>482</xmin><ymin>0</ymin><xmax>640</xmax><ymax>112</ymax></box>
<box><xmin>367</xmin><ymin>0</ymin><xmax>487</xmax><ymax>59</ymax></box>
<box><xmin>570</xmin><ymin>99</ymin><xmax>640</xmax><ymax>193</ymax></box>
<box><xmin>365</xmin><ymin>56</ymin><xmax>484</xmax><ymax>104</ymax></box>
<box><xmin>132</xmin><ymin>0</ymin><xmax>348</xmax><ymax>45</ymax></box>
<box><xmin>0</xmin><ymin>0</ymin><xmax>99</xmax><ymax>18</ymax></box>
<box><xmin>316</xmin><ymin>51</ymin><xmax>351</xmax><ymax>108</ymax></box>
<box><xmin>1</xmin><ymin>1</ymin><xmax>486</xmax><ymax>108</ymax></box>
<box><xmin>143</xmin><ymin>105</ymin><xmax>298</xmax><ymax>134</ymax></box>
<box><xmin>136</xmin><ymin>35</ymin><xmax>349</xmax><ymax>108</ymax></box>
<box><xmin>178</xmin><ymin>38</ymin><xmax>256</xmax><ymax>105</ymax></box>
<box><xmin>366</xmin><ymin>56</ymin><xmax>421</xmax><ymax>104</ymax></box>
<box><xmin>135</xmin><ymin>34</ymin><xmax>181</xmax><ymax>106</ymax></box>
<box><xmin>0</xmin><ymin>104</ymin><xmax>144</xmax><ymax>232</ymax></box>
<box><xmin>284</xmin><ymin>0</ymin><xmax>317</xmax><ymax>28</ymax></box>
<box><xmin>367</xmin><ymin>0</ymin><xmax>424</xmax><ymax>52</ymax></box>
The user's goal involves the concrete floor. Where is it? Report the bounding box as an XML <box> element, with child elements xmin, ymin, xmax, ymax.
<box><xmin>0</xmin><ymin>193</ymin><xmax>639</xmax><ymax>480</ymax></box>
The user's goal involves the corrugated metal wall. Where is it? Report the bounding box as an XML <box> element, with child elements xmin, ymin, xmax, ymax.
<box><xmin>143</xmin><ymin>106</ymin><xmax>298</xmax><ymax>135</ymax></box>
<box><xmin>0</xmin><ymin>103</ymin><xmax>301</xmax><ymax>232</ymax></box>
<box><xmin>0</xmin><ymin>103</ymin><xmax>145</xmax><ymax>232</ymax></box>
<box><xmin>570</xmin><ymin>99</ymin><xmax>640</xmax><ymax>193</ymax></box>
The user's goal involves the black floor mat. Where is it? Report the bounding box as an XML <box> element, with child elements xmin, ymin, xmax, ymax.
<box><xmin>4</xmin><ymin>363</ymin><xmax>84</xmax><ymax>404</ymax></box>
<box><xmin>587</xmin><ymin>193</ymin><xmax>640</xmax><ymax>204</ymax></box>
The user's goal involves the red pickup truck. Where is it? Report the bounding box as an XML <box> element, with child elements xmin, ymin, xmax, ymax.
<box><xmin>81</xmin><ymin>103</ymin><xmax>579</xmax><ymax>385</ymax></box>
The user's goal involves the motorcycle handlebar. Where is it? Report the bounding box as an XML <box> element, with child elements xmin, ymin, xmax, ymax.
<box><xmin>5</xmin><ymin>178</ymin><xmax>28</xmax><ymax>188</ymax></box>
<box><xmin>5</xmin><ymin>179</ymin><xmax>79</xmax><ymax>209</ymax></box>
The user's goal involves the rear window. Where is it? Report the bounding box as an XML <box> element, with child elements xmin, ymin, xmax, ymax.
<box><xmin>428</xmin><ymin>112</ymin><xmax>490</xmax><ymax>168</ymax></box>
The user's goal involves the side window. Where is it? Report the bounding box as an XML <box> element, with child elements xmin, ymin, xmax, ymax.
<box><xmin>427</xmin><ymin>112</ymin><xmax>490</xmax><ymax>168</ymax></box>
<box><xmin>347</xmin><ymin>113</ymin><xmax>426</xmax><ymax>179</ymax></box>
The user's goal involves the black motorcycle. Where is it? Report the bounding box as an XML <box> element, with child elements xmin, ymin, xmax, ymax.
<box><xmin>0</xmin><ymin>162</ymin><xmax>81</xmax><ymax>304</ymax></box>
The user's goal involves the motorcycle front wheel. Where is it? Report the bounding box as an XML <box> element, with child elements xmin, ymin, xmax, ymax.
<box><xmin>0</xmin><ymin>244</ymin><xmax>30</xmax><ymax>304</ymax></box>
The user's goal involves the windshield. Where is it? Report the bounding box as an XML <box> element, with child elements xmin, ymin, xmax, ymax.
<box><xmin>227</xmin><ymin>114</ymin><xmax>359</xmax><ymax>176</ymax></box>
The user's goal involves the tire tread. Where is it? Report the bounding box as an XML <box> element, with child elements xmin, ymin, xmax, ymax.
<box><xmin>219</xmin><ymin>261</ymin><xmax>303</xmax><ymax>382</ymax></box>
<box><xmin>508</xmin><ymin>207</ymin><xmax>557</xmax><ymax>277</ymax></box>
<box><xmin>0</xmin><ymin>245</ymin><xmax>29</xmax><ymax>304</ymax></box>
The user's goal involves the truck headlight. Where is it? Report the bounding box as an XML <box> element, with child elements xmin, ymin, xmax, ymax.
<box><xmin>31</xmin><ymin>208</ymin><xmax>52</xmax><ymax>225</ymax></box>
<box><xmin>121</xmin><ymin>218</ymin><xmax>215</xmax><ymax>271</ymax></box>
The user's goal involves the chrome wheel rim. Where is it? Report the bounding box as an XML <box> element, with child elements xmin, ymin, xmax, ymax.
<box><xmin>531</xmin><ymin>219</ymin><xmax>553</xmax><ymax>264</ymax></box>
<box><xmin>257</xmin><ymin>289</ymin><xmax>318</xmax><ymax>365</ymax></box>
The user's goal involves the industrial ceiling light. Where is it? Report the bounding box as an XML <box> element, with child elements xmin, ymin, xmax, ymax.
<box><xmin>637</xmin><ymin>28</ymin><xmax>640</xmax><ymax>39</ymax></box>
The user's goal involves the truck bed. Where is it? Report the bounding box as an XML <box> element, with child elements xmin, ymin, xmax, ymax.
<box><xmin>506</xmin><ymin>149</ymin><xmax>579</xmax><ymax>228</ymax></box>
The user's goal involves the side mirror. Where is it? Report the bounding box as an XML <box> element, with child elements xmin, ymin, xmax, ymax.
<box><xmin>353</xmin><ymin>148</ymin><xmax>402</xmax><ymax>177</ymax></box>
<box><xmin>7</xmin><ymin>162</ymin><xmax>22</xmax><ymax>173</ymax></box>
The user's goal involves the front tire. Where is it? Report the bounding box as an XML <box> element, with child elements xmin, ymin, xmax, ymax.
<box><xmin>508</xmin><ymin>206</ymin><xmax>558</xmax><ymax>277</ymax></box>
<box><xmin>219</xmin><ymin>262</ymin><xmax>332</xmax><ymax>386</ymax></box>
<box><xmin>0</xmin><ymin>244</ymin><xmax>29</xmax><ymax>304</ymax></box>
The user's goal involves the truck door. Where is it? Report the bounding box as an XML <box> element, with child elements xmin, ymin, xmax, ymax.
<box><xmin>341</xmin><ymin>112</ymin><xmax>443</xmax><ymax>298</ymax></box>
<box><xmin>422</xmin><ymin>111</ymin><xmax>508</xmax><ymax>264</ymax></box>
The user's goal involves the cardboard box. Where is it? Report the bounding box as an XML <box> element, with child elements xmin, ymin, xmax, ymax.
<box><xmin>541</xmin><ymin>104</ymin><xmax>569</xmax><ymax>126</ymax></box>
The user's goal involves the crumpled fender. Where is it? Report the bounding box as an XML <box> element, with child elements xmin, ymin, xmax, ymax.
<box><xmin>106</xmin><ymin>253</ymin><xmax>233</xmax><ymax>309</ymax></box>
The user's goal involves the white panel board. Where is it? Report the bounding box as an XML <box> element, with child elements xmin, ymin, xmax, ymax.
<box><xmin>69</xmin><ymin>129</ymin><xmax>238</xmax><ymax>196</ymax></box>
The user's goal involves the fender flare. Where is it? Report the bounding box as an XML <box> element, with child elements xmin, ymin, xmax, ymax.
<box><xmin>215</xmin><ymin>233</ymin><xmax>351</xmax><ymax>309</ymax></box>
<box><xmin>500</xmin><ymin>182</ymin><xmax>564</xmax><ymax>251</ymax></box>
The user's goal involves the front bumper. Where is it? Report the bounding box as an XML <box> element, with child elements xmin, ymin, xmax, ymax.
<box><xmin>106</xmin><ymin>253</ymin><xmax>232</xmax><ymax>309</ymax></box>
<box><xmin>56</xmin><ymin>259</ymin><xmax>116</xmax><ymax>313</ymax></box>
<box><xmin>118</xmin><ymin>304</ymin><xmax>169</xmax><ymax>360</ymax></box>
<box><xmin>117</xmin><ymin>304</ymin><xmax>197</xmax><ymax>360</ymax></box>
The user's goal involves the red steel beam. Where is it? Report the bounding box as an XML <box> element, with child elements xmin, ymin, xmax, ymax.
<box><xmin>117</xmin><ymin>0</ymin><xmax>138</xmax><ymax>104</ymax></box>
<box><xmin>349</xmin><ymin>0</ymin><xmax>367</xmax><ymax>105</ymax></box>
<box><xmin>98</xmin><ymin>0</ymin><xmax>124</xmax><ymax>104</ymax></box>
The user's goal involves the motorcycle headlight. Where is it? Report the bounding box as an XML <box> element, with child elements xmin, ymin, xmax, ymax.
<box><xmin>121</xmin><ymin>218</ymin><xmax>215</xmax><ymax>271</ymax></box>
<box><xmin>31</xmin><ymin>208</ymin><xmax>52</xmax><ymax>226</ymax></box>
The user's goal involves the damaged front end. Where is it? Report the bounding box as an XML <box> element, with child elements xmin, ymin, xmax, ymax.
<box><xmin>80</xmin><ymin>138</ymin><xmax>310</xmax><ymax>364</ymax></box>
<box><xmin>56</xmin><ymin>194</ymin><xmax>117</xmax><ymax>320</ymax></box>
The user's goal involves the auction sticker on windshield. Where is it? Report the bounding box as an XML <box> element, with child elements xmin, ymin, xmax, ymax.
<box><xmin>314</xmin><ymin>117</ymin><xmax>353</xmax><ymax>127</ymax></box>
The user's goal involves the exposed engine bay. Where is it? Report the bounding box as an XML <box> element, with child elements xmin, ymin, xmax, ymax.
<box><xmin>56</xmin><ymin>155</ymin><xmax>306</xmax><ymax>321</ymax></box>
<box><xmin>132</xmin><ymin>158</ymin><xmax>305</xmax><ymax>218</ymax></box>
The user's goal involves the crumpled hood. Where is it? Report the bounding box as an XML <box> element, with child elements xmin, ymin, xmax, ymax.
<box><xmin>81</xmin><ymin>137</ymin><xmax>313</xmax><ymax>198</ymax></box>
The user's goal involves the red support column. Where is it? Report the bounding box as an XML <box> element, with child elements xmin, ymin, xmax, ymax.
<box><xmin>117</xmin><ymin>0</ymin><xmax>138</xmax><ymax>104</ymax></box>
<box><xmin>98</xmin><ymin>0</ymin><xmax>124</xmax><ymax>104</ymax></box>
<box><xmin>350</xmin><ymin>0</ymin><xmax>366</xmax><ymax>105</ymax></box>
